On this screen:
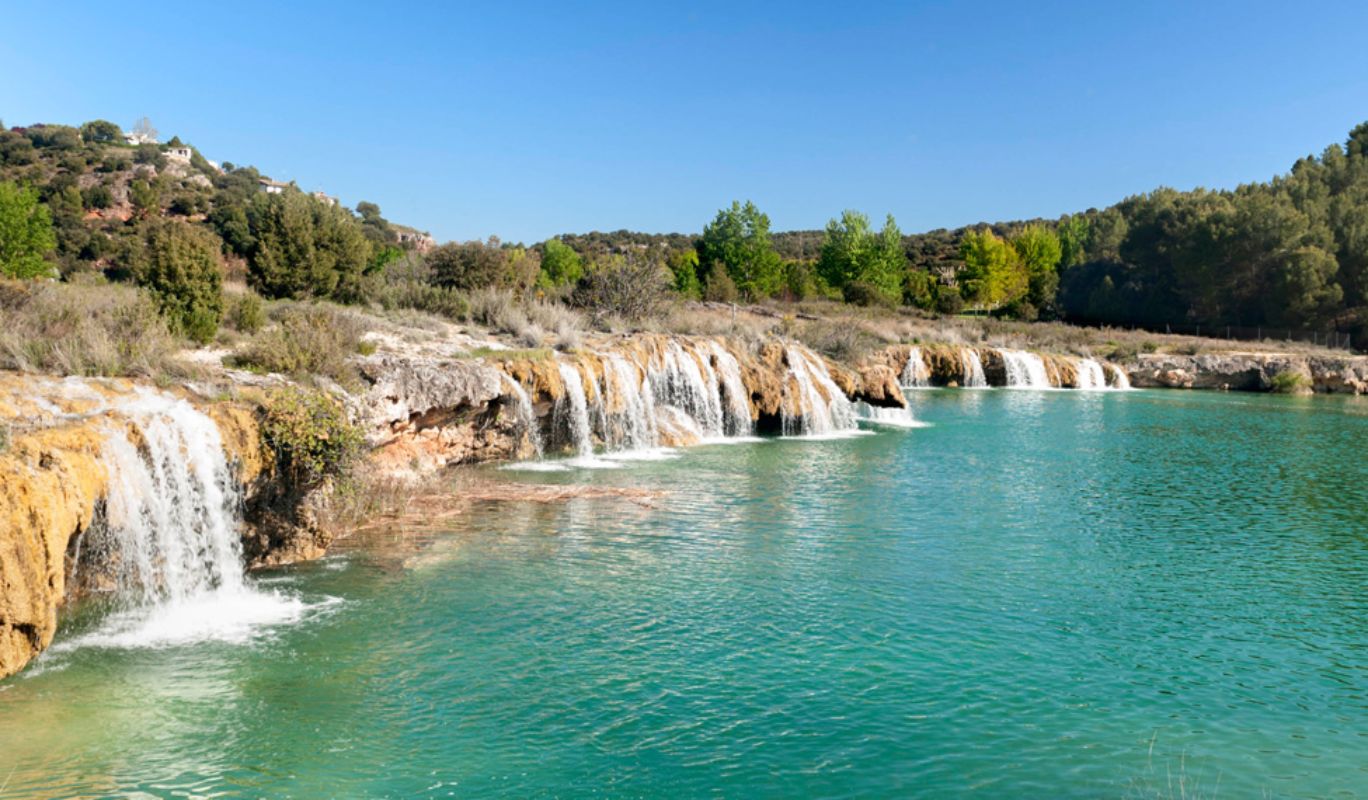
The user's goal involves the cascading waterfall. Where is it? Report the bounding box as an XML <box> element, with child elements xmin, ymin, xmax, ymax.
<box><xmin>502</xmin><ymin>375</ymin><xmax>544</xmax><ymax>458</ymax></box>
<box><xmin>651</xmin><ymin>342</ymin><xmax>726</xmax><ymax>438</ymax></box>
<box><xmin>598</xmin><ymin>354</ymin><xmax>660</xmax><ymax>452</ymax></box>
<box><xmin>1075</xmin><ymin>358</ymin><xmax>1107</xmax><ymax>390</ymax></box>
<box><xmin>901</xmin><ymin>347</ymin><xmax>932</xmax><ymax>388</ymax></box>
<box><xmin>1001</xmin><ymin>349</ymin><xmax>1051</xmax><ymax>388</ymax></box>
<box><xmin>554</xmin><ymin>363</ymin><xmax>595</xmax><ymax>458</ymax></box>
<box><xmin>699</xmin><ymin>341</ymin><xmax>753</xmax><ymax>437</ymax></box>
<box><xmin>95</xmin><ymin>389</ymin><xmax>244</xmax><ymax>603</ymax></box>
<box><xmin>781</xmin><ymin>345</ymin><xmax>857</xmax><ymax>436</ymax></box>
<box><xmin>64</xmin><ymin>387</ymin><xmax>305</xmax><ymax>651</ymax></box>
<box><xmin>961</xmin><ymin>348</ymin><xmax>989</xmax><ymax>388</ymax></box>
<box><xmin>1107</xmin><ymin>364</ymin><xmax>1132</xmax><ymax>390</ymax></box>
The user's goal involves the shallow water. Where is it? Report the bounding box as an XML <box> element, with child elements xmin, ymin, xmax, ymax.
<box><xmin>3</xmin><ymin>389</ymin><xmax>1368</xmax><ymax>798</ymax></box>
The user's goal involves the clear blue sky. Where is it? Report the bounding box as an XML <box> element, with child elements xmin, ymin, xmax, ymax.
<box><xmin>3</xmin><ymin>1</ymin><xmax>1367</xmax><ymax>244</ymax></box>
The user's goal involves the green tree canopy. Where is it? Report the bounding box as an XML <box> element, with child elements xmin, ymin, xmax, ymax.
<box><xmin>1010</xmin><ymin>224</ymin><xmax>1063</xmax><ymax>313</ymax></box>
<box><xmin>539</xmin><ymin>238</ymin><xmax>583</xmax><ymax>288</ymax></box>
<box><xmin>0</xmin><ymin>181</ymin><xmax>57</xmax><ymax>279</ymax></box>
<box><xmin>79</xmin><ymin>119</ymin><xmax>123</xmax><ymax>144</ymax></box>
<box><xmin>957</xmin><ymin>228</ymin><xmax>1026</xmax><ymax>311</ymax></box>
<box><xmin>697</xmin><ymin>201</ymin><xmax>782</xmax><ymax>300</ymax></box>
<box><xmin>816</xmin><ymin>210</ymin><xmax>906</xmax><ymax>305</ymax></box>
<box><xmin>245</xmin><ymin>191</ymin><xmax>374</xmax><ymax>302</ymax></box>
<box><xmin>427</xmin><ymin>237</ymin><xmax>507</xmax><ymax>291</ymax></box>
<box><xmin>135</xmin><ymin>219</ymin><xmax>225</xmax><ymax>343</ymax></box>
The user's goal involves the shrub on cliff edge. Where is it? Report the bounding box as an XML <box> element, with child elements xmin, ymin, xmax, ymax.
<box><xmin>260</xmin><ymin>386</ymin><xmax>365</xmax><ymax>491</ymax></box>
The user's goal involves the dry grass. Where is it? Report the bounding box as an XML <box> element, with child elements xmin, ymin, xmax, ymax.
<box><xmin>644</xmin><ymin>299</ymin><xmax>1347</xmax><ymax>360</ymax></box>
<box><xmin>229</xmin><ymin>302</ymin><xmax>371</xmax><ymax>389</ymax></box>
<box><xmin>467</xmin><ymin>288</ymin><xmax>586</xmax><ymax>348</ymax></box>
<box><xmin>0</xmin><ymin>279</ymin><xmax>190</xmax><ymax>378</ymax></box>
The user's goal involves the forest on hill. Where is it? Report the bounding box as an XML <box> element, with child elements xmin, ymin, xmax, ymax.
<box><xmin>2</xmin><ymin>117</ymin><xmax>1368</xmax><ymax>349</ymax></box>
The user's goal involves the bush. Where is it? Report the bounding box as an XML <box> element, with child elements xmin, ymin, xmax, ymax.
<box><xmin>380</xmin><ymin>282</ymin><xmax>471</xmax><ymax>320</ymax></box>
<box><xmin>0</xmin><ymin>280</ymin><xmax>184</xmax><ymax>377</ymax></box>
<box><xmin>572</xmin><ymin>254</ymin><xmax>672</xmax><ymax>321</ymax></box>
<box><xmin>427</xmin><ymin>238</ymin><xmax>506</xmax><ymax>290</ymax></box>
<box><xmin>230</xmin><ymin>304</ymin><xmax>369</xmax><ymax>388</ymax></box>
<box><xmin>935</xmin><ymin>285</ymin><xmax>964</xmax><ymax>315</ymax></box>
<box><xmin>226</xmin><ymin>291</ymin><xmax>266</xmax><ymax>334</ymax></box>
<box><xmin>842</xmin><ymin>280</ymin><xmax>898</xmax><ymax>308</ymax></box>
<box><xmin>702</xmin><ymin>260</ymin><xmax>739</xmax><ymax>303</ymax></box>
<box><xmin>134</xmin><ymin>219</ymin><xmax>225</xmax><ymax>344</ymax></box>
<box><xmin>1270</xmin><ymin>370</ymin><xmax>1311</xmax><ymax>394</ymax></box>
<box><xmin>260</xmin><ymin>387</ymin><xmax>365</xmax><ymax>490</ymax></box>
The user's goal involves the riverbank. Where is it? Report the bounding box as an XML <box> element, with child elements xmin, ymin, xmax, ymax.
<box><xmin>1</xmin><ymin>304</ymin><xmax>1362</xmax><ymax>680</ymax></box>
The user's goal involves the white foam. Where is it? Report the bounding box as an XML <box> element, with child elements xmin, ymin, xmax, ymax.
<box><xmin>52</xmin><ymin>588</ymin><xmax>334</xmax><ymax>651</ymax></box>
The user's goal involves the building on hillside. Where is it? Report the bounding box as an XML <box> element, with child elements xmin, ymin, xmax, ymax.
<box><xmin>311</xmin><ymin>191</ymin><xmax>339</xmax><ymax>207</ymax></box>
<box><xmin>259</xmin><ymin>178</ymin><xmax>289</xmax><ymax>194</ymax></box>
<box><xmin>164</xmin><ymin>146</ymin><xmax>192</xmax><ymax>162</ymax></box>
<box><xmin>124</xmin><ymin>132</ymin><xmax>158</xmax><ymax>146</ymax></box>
<box><xmin>394</xmin><ymin>225</ymin><xmax>436</xmax><ymax>253</ymax></box>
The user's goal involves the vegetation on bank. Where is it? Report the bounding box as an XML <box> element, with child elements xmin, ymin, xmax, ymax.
<box><xmin>2</xmin><ymin>115</ymin><xmax>1367</xmax><ymax>385</ymax></box>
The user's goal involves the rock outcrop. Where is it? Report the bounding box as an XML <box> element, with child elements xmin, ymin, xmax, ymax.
<box><xmin>1125</xmin><ymin>353</ymin><xmax>1368</xmax><ymax>394</ymax></box>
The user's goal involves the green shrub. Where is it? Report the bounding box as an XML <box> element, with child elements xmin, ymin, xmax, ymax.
<box><xmin>134</xmin><ymin>219</ymin><xmax>225</xmax><ymax>344</ymax></box>
<box><xmin>702</xmin><ymin>261</ymin><xmax>739</xmax><ymax>303</ymax></box>
<box><xmin>226</xmin><ymin>292</ymin><xmax>266</xmax><ymax>333</ymax></box>
<box><xmin>842</xmin><ymin>280</ymin><xmax>898</xmax><ymax>308</ymax></box>
<box><xmin>1270</xmin><ymin>370</ymin><xmax>1311</xmax><ymax>394</ymax></box>
<box><xmin>230</xmin><ymin>304</ymin><xmax>368</xmax><ymax>388</ymax></box>
<box><xmin>260</xmin><ymin>387</ymin><xmax>365</xmax><ymax>490</ymax></box>
<box><xmin>935</xmin><ymin>285</ymin><xmax>964</xmax><ymax>315</ymax></box>
<box><xmin>379</xmin><ymin>281</ymin><xmax>470</xmax><ymax>319</ymax></box>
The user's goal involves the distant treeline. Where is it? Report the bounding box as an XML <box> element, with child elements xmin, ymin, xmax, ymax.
<box><xmin>4</xmin><ymin>117</ymin><xmax>1368</xmax><ymax>346</ymax></box>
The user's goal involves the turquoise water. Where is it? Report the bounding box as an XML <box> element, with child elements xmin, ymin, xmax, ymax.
<box><xmin>3</xmin><ymin>389</ymin><xmax>1368</xmax><ymax>798</ymax></box>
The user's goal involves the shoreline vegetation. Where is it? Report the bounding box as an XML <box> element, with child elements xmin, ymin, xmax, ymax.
<box><xmin>1</xmin><ymin>116</ymin><xmax>1367</xmax><ymax>388</ymax></box>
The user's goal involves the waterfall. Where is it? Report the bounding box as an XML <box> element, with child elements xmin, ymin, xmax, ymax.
<box><xmin>502</xmin><ymin>375</ymin><xmax>544</xmax><ymax>458</ymax></box>
<box><xmin>700</xmin><ymin>341</ymin><xmax>753</xmax><ymax>436</ymax></box>
<box><xmin>901</xmin><ymin>346</ymin><xmax>931</xmax><ymax>388</ymax></box>
<box><xmin>95</xmin><ymin>389</ymin><xmax>245</xmax><ymax>603</ymax></box>
<box><xmin>555</xmin><ymin>363</ymin><xmax>595</xmax><ymax>457</ymax></box>
<box><xmin>856</xmin><ymin>401</ymin><xmax>927</xmax><ymax>429</ymax></box>
<box><xmin>1075</xmin><ymin>358</ymin><xmax>1107</xmax><ymax>390</ymax></box>
<box><xmin>781</xmin><ymin>345</ymin><xmax>857</xmax><ymax>436</ymax></box>
<box><xmin>599</xmin><ymin>354</ymin><xmax>659</xmax><ymax>451</ymax></box>
<box><xmin>961</xmin><ymin>348</ymin><xmax>988</xmax><ymax>388</ymax></box>
<box><xmin>651</xmin><ymin>342</ymin><xmax>725</xmax><ymax>439</ymax></box>
<box><xmin>1001</xmin><ymin>349</ymin><xmax>1051</xmax><ymax>388</ymax></box>
<box><xmin>63</xmin><ymin>387</ymin><xmax>306</xmax><ymax>650</ymax></box>
<box><xmin>1107</xmin><ymin>364</ymin><xmax>1133</xmax><ymax>390</ymax></box>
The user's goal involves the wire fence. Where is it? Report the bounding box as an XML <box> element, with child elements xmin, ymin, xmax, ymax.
<box><xmin>1153</xmin><ymin>323</ymin><xmax>1353</xmax><ymax>352</ymax></box>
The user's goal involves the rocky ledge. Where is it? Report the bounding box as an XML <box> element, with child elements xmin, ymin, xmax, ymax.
<box><xmin>1125</xmin><ymin>352</ymin><xmax>1368</xmax><ymax>394</ymax></box>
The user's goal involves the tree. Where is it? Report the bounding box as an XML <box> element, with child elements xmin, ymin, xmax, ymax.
<box><xmin>668</xmin><ymin>249</ymin><xmax>701</xmax><ymax>298</ymax></box>
<box><xmin>80</xmin><ymin>119</ymin><xmax>123</xmax><ymax>144</ymax></box>
<box><xmin>427</xmin><ymin>237</ymin><xmax>507</xmax><ymax>290</ymax></box>
<box><xmin>573</xmin><ymin>253</ymin><xmax>673</xmax><ymax>320</ymax></box>
<box><xmin>702</xmin><ymin>260</ymin><xmax>738</xmax><ymax>302</ymax></box>
<box><xmin>816</xmin><ymin>210</ymin><xmax>906</xmax><ymax>305</ymax></box>
<box><xmin>131</xmin><ymin>117</ymin><xmax>158</xmax><ymax>142</ymax></box>
<box><xmin>1056</xmin><ymin>214</ymin><xmax>1089</xmax><ymax>269</ymax></box>
<box><xmin>697</xmin><ymin>201</ymin><xmax>783</xmax><ymax>299</ymax></box>
<box><xmin>539</xmin><ymin>238</ymin><xmax>583</xmax><ymax>288</ymax></box>
<box><xmin>1010</xmin><ymin>224</ymin><xmax>1063</xmax><ymax>314</ymax></box>
<box><xmin>135</xmin><ymin>219</ymin><xmax>225</xmax><ymax>343</ymax></box>
<box><xmin>245</xmin><ymin>191</ymin><xmax>374</xmax><ymax>302</ymax></box>
<box><xmin>129</xmin><ymin>179</ymin><xmax>160</xmax><ymax>217</ymax></box>
<box><xmin>0</xmin><ymin>181</ymin><xmax>57</xmax><ymax>279</ymax></box>
<box><xmin>957</xmin><ymin>228</ymin><xmax>1026</xmax><ymax>311</ymax></box>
